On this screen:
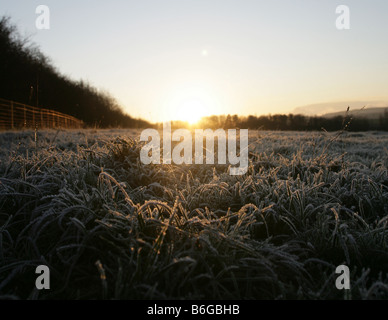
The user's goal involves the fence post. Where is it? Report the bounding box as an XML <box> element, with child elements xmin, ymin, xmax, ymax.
<box><xmin>2</xmin><ymin>99</ymin><xmax>82</xmax><ymax>130</ymax></box>
<box><xmin>11</xmin><ymin>101</ymin><xmax>14</xmax><ymax>129</ymax></box>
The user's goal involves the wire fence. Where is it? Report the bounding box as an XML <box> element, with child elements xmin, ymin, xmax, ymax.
<box><xmin>0</xmin><ymin>98</ymin><xmax>84</xmax><ymax>130</ymax></box>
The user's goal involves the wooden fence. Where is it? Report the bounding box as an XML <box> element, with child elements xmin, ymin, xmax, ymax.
<box><xmin>0</xmin><ymin>98</ymin><xmax>84</xmax><ymax>130</ymax></box>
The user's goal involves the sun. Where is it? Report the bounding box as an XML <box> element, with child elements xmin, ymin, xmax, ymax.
<box><xmin>176</xmin><ymin>98</ymin><xmax>208</xmax><ymax>124</ymax></box>
<box><xmin>162</xmin><ymin>85</ymin><xmax>221</xmax><ymax>124</ymax></box>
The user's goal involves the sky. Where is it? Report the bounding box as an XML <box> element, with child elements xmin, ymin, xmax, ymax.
<box><xmin>1</xmin><ymin>0</ymin><xmax>388</xmax><ymax>123</ymax></box>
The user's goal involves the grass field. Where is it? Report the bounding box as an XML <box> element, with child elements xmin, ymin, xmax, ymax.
<box><xmin>0</xmin><ymin>128</ymin><xmax>387</xmax><ymax>299</ymax></box>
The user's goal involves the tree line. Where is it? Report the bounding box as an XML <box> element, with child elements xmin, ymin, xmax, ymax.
<box><xmin>0</xmin><ymin>16</ymin><xmax>150</xmax><ymax>128</ymax></box>
<box><xmin>193</xmin><ymin>111</ymin><xmax>388</xmax><ymax>131</ymax></box>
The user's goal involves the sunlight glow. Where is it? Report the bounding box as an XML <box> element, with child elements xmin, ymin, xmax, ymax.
<box><xmin>163</xmin><ymin>86</ymin><xmax>221</xmax><ymax>124</ymax></box>
<box><xmin>176</xmin><ymin>98</ymin><xmax>208</xmax><ymax>124</ymax></box>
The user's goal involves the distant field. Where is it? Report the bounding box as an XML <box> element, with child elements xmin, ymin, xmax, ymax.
<box><xmin>0</xmin><ymin>128</ymin><xmax>387</xmax><ymax>299</ymax></box>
